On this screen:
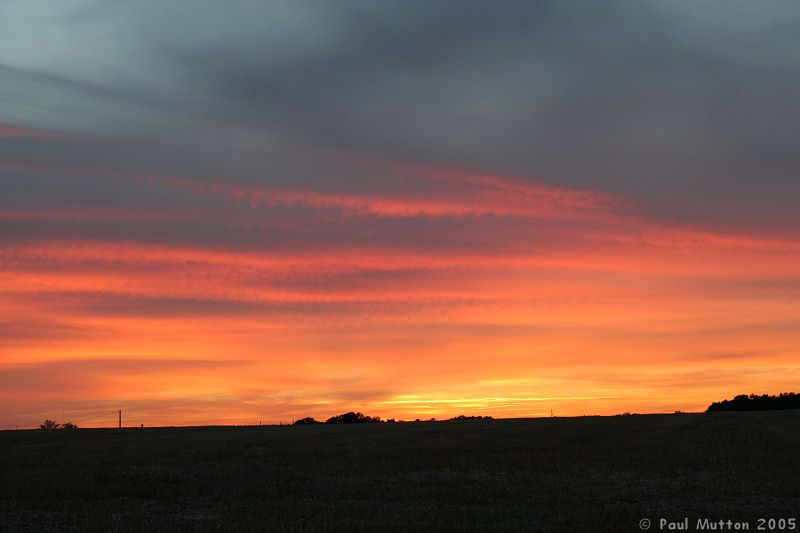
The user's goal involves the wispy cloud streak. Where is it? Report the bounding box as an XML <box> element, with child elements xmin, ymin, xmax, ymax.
<box><xmin>1</xmin><ymin>2</ymin><xmax>798</xmax><ymax>428</ymax></box>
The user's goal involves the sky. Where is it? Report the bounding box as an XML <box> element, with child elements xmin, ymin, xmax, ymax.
<box><xmin>1</xmin><ymin>1</ymin><xmax>799</xmax><ymax>428</ymax></box>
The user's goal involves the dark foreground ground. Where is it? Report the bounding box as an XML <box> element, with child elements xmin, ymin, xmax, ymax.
<box><xmin>2</xmin><ymin>411</ymin><xmax>799</xmax><ymax>532</ymax></box>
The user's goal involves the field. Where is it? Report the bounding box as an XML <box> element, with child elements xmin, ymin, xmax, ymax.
<box><xmin>2</xmin><ymin>411</ymin><xmax>799</xmax><ymax>532</ymax></box>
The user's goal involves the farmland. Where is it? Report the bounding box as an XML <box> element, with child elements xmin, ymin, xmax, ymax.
<box><xmin>2</xmin><ymin>411</ymin><xmax>799</xmax><ymax>532</ymax></box>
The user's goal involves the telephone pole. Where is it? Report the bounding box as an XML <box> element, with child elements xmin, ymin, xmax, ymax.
<box><xmin>118</xmin><ymin>410</ymin><xmax>122</xmax><ymax>429</ymax></box>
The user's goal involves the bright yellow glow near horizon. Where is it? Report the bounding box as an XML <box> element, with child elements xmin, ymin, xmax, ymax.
<box><xmin>2</xmin><ymin>157</ymin><xmax>799</xmax><ymax>429</ymax></box>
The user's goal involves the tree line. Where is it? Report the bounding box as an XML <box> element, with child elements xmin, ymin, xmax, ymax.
<box><xmin>707</xmin><ymin>393</ymin><xmax>800</xmax><ymax>412</ymax></box>
<box><xmin>292</xmin><ymin>412</ymin><xmax>493</xmax><ymax>425</ymax></box>
<box><xmin>39</xmin><ymin>420</ymin><xmax>78</xmax><ymax>430</ymax></box>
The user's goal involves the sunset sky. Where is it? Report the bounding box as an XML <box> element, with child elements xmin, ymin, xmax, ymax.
<box><xmin>2</xmin><ymin>1</ymin><xmax>799</xmax><ymax>429</ymax></box>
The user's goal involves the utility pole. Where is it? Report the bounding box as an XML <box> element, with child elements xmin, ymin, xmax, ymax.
<box><xmin>118</xmin><ymin>410</ymin><xmax>122</xmax><ymax>429</ymax></box>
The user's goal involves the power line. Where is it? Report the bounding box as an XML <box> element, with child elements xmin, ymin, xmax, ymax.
<box><xmin>70</xmin><ymin>413</ymin><xmax>114</xmax><ymax>424</ymax></box>
<box><xmin>64</xmin><ymin>410</ymin><xmax>124</xmax><ymax>426</ymax></box>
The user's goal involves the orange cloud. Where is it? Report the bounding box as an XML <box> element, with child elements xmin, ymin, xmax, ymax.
<box><xmin>2</xmin><ymin>159</ymin><xmax>799</xmax><ymax>428</ymax></box>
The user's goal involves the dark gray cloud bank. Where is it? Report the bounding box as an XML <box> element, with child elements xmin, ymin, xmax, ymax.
<box><xmin>1</xmin><ymin>0</ymin><xmax>799</xmax><ymax>230</ymax></box>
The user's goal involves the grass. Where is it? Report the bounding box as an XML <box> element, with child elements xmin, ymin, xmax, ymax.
<box><xmin>1</xmin><ymin>411</ymin><xmax>799</xmax><ymax>532</ymax></box>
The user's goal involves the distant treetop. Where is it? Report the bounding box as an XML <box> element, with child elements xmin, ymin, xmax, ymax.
<box><xmin>325</xmin><ymin>412</ymin><xmax>382</xmax><ymax>424</ymax></box>
<box><xmin>292</xmin><ymin>417</ymin><xmax>322</xmax><ymax>425</ymax></box>
<box><xmin>707</xmin><ymin>393</ymin><xmax>800</xmax><ymax>412</ymax></box>
<box><xmin>291</xmin><ymin>412</ymin><xmax>496</xmax><ymax>425</ymax></box>
<box><xmin>38</xmin><ymin>420</ymin><xmax>78</xmax><ymax>430</ymax></box>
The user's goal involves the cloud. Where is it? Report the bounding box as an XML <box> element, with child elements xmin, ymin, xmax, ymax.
<box><xmin>0</xmin><ymin>122</ymin><xmax>79</xmax><ymax>142</ymax></box>
<box><xmin>1</xmin><ymin>1</ymin><xmax>799</xmax><ymax>228</ymax></box>
<box><xmin>0</xmin><ymin>357</ymin><xmax>251</xmax><ymax>395</ymax></box>
<box><xmin>1</xmin><ymin>2</ymin><xmax>799</xmax><ymax>427</ymax></box>
<box><xmin>0</xmin><ymin>319</ymin><xmax>108</xmax><ymax>345</ymax></box>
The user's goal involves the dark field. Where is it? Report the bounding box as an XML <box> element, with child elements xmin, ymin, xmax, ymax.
<box><xmin>2</xmin><ymin>412</ymin><xmax>799</xmax><ymax>532</ymax></box>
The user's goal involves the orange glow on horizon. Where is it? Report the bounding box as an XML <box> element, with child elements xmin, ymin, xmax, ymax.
<box><xmin>2</xmin><ymin>159</ymin><xmax>799</xmax><ymax>429</ymax></box>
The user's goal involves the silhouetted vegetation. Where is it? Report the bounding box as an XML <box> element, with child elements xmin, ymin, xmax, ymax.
<box><xmin>324</xmin><ymin>411</ymin><xmax>383</xmax><ymax>424</ymax></box>
<box><xmin>292</xmin><ymin>413</ymin><xmax>405</xmax><ymax>424</ymax></box>
<box><xmin>38</xmin><ymin>420</ymin><xmax>79</xmax><ymax>430</ymax></box>
<box><xmin>294</xmin><ymin>413</ymin><xmax>490</xmax><ymax>424</ymax></box>
<box><xmin>707</xmin><ymin>392</ymin><xmax>800</xmax><ymax>412</ymax></box>
<box><xmin>292</xmin><ymin>417</ymin><xmax>322</xmax><ymax>425</ymax></box>
<box><xmin>6</xmin><ymin>412</ymin><xmax>800</xmax><ymax>531</ymax></box>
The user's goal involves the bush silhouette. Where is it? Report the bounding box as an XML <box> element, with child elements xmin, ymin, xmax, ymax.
<box><xmin>325</xmin><ymin>412</ymin><xmax>382</xmax><ymax>424</ymax></box>
<box><xmin>38</xmin><ymin>420</ymin><xmax>79</xmax><ymax>429</ymax></box>
<box><xmin>292</xmin><ymin>417</ymin><xmax>322</xmax><ymax>425</ymax></box>
<box><xmin>449</xmin><ymin>415</ymin><xmax>493</xmax><ymax>421</ymax></box>
<box><xmin>39</xmin><ymin>420</ymin><xmax>61</xmax><ymax>430</ymax></box>
<box><xmin>707</xmin><ymin>392</ymin><xmax>800</xmax><ymax>412</ymax></box>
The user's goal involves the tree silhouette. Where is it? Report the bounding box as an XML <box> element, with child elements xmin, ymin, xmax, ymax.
<box><xmin>39</xmin><ymin>420</ymin><xmax>61</xmax><ymax>430</ymax></box>
<box><xmin>707</xmin><ymin>392</ymin><xmax>800</xmax><ymax>412</ymax></box>
<box><xmin>61</xmin><ymin>422</ymin><xmax>79</xmax><ymax>429</ymax></box>
<box><xmin>292</xmin><ymin>417</ymin><xmax>322</xmax><ymax>425</ymax></box>
<box><xmin>325</xmin><ymin>412</ymin><xmax>382</xmax><ymax>424</ymax></box>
